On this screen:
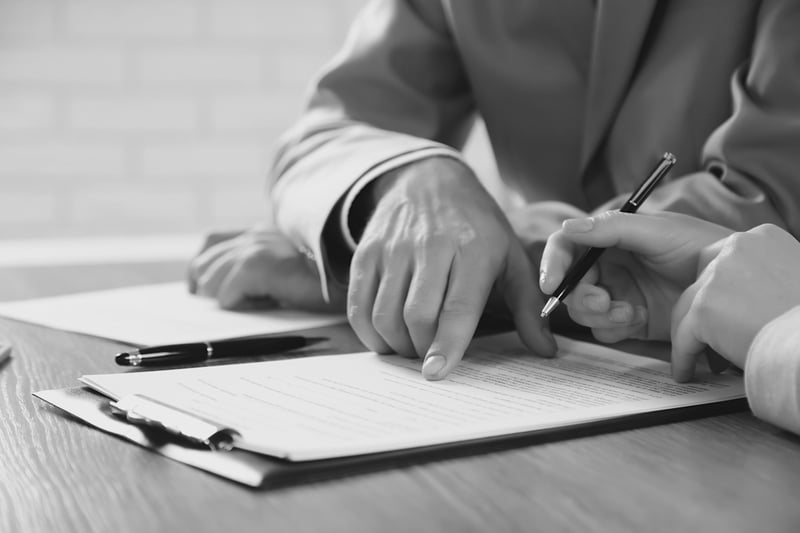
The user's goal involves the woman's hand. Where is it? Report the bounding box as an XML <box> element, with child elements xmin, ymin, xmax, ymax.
<box><xmin>671</xmin><ymin>224</ymin><xmax>800</xmax><ymax>381</ymax></box>
<box><xmin>539</xmin><ymin>211</ymin><xmax>732</xmax><ymax>343</ymax></box>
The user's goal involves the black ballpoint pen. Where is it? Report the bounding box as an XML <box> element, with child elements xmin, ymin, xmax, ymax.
<box><xmin>540</xmin><ymin>152</ymin><xmax>677</xmax><ymax>318</ymax></box>
<box><xmin>115</xmin><ymin>335</ymin><xmax>328</xmax><ymax>367</ymax></box>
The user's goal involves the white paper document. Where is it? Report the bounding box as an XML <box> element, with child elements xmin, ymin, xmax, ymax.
<box><xmin>0</xmin><ymin>282</ymin><xmax>346</xmax><ymax>345</ymax></box>
<box><xmin>81</xmin><ymin>333</ymin><xmax>745</xmax><ymax>461</ymax></box>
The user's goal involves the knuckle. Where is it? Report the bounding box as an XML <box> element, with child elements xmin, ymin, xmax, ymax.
<box><xmin>690</xmin><ymin>286</ymin><xmax>713</xmax><ymax>323</ymax></box>
<box><xmin>354</xmin><ymin>237</ymin><xmax>382</xmax><ymax>261</ymax></box>
<box><xmin>371</xmin><ymin>305</ymin><xmax>395</xmax><ymax>335</ymax></box>
<box><xmin>698</xmin><ymin>246</ymin><xmax>717</xmax><ymax>270</ymax></box>
<box><xmin>384</xmin><ymin>238</ymin><xmax>414</xmax><ymax>260</ymax></box>
<box><xmin>750</xmin><ymin>223</ymin><xmax>779</xmax><ymax>238</ymax></box>
<box><xmin>347</xmin><ymin>302</ymin><xmax>368</xmax><ymax>329</ymax></box>
<box><xmin>458</xmin><ymin>246</ymin><xmax>494</xmax><ymax>272</ymax></box>
<box><xmin>403</xmin><ymin>301</ymin><xmax>438</xmax><ymax>330</ymax></box>
<box><xmin>415</xmin><ymin>231</ymin><xmax>455</xmax><ymax>256</ymax></box>
<box><xmin>440</xmin><ymin>297</ymin><xmax>478</xmax><ymax>318</ymax></box>
<box><xmin>724</xmin><ymin>231</ymin><xmax>747</xmax><ymax>251</ymax></box>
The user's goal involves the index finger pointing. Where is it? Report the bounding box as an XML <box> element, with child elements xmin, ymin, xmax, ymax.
<box><xmin>422</xmin><ymin>253</ymin><xmax>494</xmax><ymax>381</ymax></box>
<box><xmin>670</xmin><ymin>280</ymin><xmax>706</xmax><ymax>382</ymax></box>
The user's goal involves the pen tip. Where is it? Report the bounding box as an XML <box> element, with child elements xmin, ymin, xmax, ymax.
<box><xmin>115</xmin><ymin>353</ymin><xmax>131</xmax><ymax>365</ymax></box>
<box><xmin>540</xmin><ymin>297</ymin><xmax>560</xmax><ymax>319</ymax></box>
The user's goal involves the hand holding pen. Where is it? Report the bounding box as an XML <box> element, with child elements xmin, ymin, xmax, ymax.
<box><xmin>540</xmin><ymin>152</ymin><xmax>677</xmax><ymax>320</ymax></box>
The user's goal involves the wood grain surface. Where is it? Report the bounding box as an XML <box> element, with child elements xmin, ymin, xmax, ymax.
<box><xmin>2</xmin><ymin>263</ymin><xmax>800</xmax><ymax>533</ymax></box>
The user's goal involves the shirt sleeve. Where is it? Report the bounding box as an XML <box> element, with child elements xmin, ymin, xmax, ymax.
<box><xmin>745</xmin><ymin>305</ymin><xmax>800</xmax><ymax>436</ymax></box>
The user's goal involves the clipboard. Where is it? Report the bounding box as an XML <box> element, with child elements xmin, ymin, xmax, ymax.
<box><xmin>33</xmin><ymin>386</ymin><xmax>748</xmax><ymax>490</ymax></box>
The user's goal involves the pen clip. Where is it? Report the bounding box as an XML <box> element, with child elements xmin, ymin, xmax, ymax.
<box><xmin>627</xmin><ymin>152</ymin><xmax>676</xmax><ymax>208</ymax></box>
<box><xmin>109</xmin><ymin>394</ymin><xmax>239</xmax><ymax>451</ymax></box>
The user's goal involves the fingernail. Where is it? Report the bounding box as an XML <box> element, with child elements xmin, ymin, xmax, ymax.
<box><xmin>562</xmin><ymin>218</ymin><xmax>594</xmax><ymax>232</ymax></box>
<box><xmin>422</xmin><ymin>354</ymin><xmax>447</xmax><ymax>380</ymax></box>
<box><xmin>539</xmin><ymin>270</ymin><xmax>547</xmax><ymax>288</ymax></box>
<box><xmin>609</xmin><ymin>305</ymin><xmax>632</xmax><ymax>323</ymax></box>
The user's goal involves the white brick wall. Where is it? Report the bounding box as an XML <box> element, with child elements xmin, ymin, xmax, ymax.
<box><xmin>0</xmin><ymin>0</ymin><xmax>501</xmax><ymax>240</ymax></box>
<box><xmin>67</xmin><ymin>97</ymin><xmax>199</xmax><ymax>131</ymax></box>
<box><xmin>0</xmin><ymin>45</ymin><xmax>126</xmax><ymax>85</ymax></box>
<box><xmin>0</xmin><ymin>141</ymin><xmax>127</xmax><ymax>178</ymax></box>
<box><xmin>0</xmin><ymin>93</ymin><xmax>56</xmax><ymax>130</ymax></box>
<box><xmin>0</xmin><ymin>0</ymin><xmax>366</xmax><ymax>238</ymax></box>
<box><xmin>64</xmin><ymin>1</ymin><xmax>199</xmax><ymax>39</ymax></box>
<box><xmin>0</xmin><ymin>1</ymin><xmax>56</xmax><ymax>38</ymax></box>
<box><xmin>140</xmin><ymin>140</ymin><xmax>268</xmax><ymax>179</ymax></box>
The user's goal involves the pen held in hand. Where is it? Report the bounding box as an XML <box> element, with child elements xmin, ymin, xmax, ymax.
<box><xmin>540</xmin><ymin>152</ymin><xmax>677</xmax><ymax>318</ymax></box>
<box><xmin>115</xmin><ymin>335</ymin><xmax>328</xmax><ymax>367</ymax></box>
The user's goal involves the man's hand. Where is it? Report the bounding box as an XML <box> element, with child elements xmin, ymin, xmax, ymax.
<box><xmin>539</xmin><ymin>211</ymin><xmax>732</xmax><ymax>343</ymax></box>
<box><xmin>672</xmin><ymin>224</ymin><xmax>800</xmax><ymax>381</ymax></box>
<box><xmin>188</xmin><ymin>227</ymin><xmax>345</xmax><ymax>312</ymax></box>
<box><xmin>348</xmin><ymin>157</ymin><xmax>557</xmax><ymax>380</ymax></box>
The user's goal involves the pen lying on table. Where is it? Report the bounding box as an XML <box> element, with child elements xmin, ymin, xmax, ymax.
<box><xmin>115</xmin><ymin>335</ymin><xmax>328</xmax><ymax>367</ymax></box>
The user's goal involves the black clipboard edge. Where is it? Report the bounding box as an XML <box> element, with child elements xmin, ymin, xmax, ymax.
<box><xmin>34</xmin><ymin>386</ymin><xmax>749</xmax><ymax>490</ymax></box>
<box><xmin>259</xmin><ymin>397</ymin><xmax>749</xmax><ymax>489</ymax></box>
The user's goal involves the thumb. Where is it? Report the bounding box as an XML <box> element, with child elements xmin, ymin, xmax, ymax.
<box><xmin>505</xmin><ymin>244</ymin><xmax>558</xmax><ymax>357</ymax></box>
<box><xmin>670</xmin><ymin>281</ymin><xmax>706</xmax><ymax>381</ymax></box>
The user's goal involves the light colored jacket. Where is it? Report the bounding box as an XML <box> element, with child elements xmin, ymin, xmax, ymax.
<box><xmin>269</xmin><ymin>0</ymin><xmax>800</xmax><ymax>300</ymax></box>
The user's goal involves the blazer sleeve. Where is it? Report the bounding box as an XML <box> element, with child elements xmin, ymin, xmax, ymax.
<box><xmin>268</xmin><ymin>0</ymin><xmax>475</xmax><ymax>298</ymax></box>
<box><xmin>745</xmin><ymin>305</ymin><xmax>800</xmax><ymax>436</ymax></box>
<box><xmin>601</xmin><ymin>0</ymin><xmax>800</xmax><ymax>234</ymax></box>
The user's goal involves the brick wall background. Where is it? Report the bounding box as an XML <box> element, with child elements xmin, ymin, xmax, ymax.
<box><xmin>0</xmin><ymin>0</ymin><xmax>500</xmax><ymax>240</ymax></box>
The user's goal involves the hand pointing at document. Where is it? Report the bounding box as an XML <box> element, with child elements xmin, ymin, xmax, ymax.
<box><xmin>348</xmin><ymin>157</ymin><xmax>557</xmax><ymax>380</ymax></box>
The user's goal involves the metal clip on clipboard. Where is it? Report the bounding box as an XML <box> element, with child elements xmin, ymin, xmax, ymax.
<box><xmin>109</xmin><ymin>394</ymin><xmax>239</xmax><ymax>451</ymax></box>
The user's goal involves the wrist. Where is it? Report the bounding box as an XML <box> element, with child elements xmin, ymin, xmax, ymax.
<box><xmin>349</xmin><ymin>157</ymin><xmax>475</xmax><ymax>242</ymax></box>
<box><xmin>508</xmin><ymin>201</ymin><xmax>590</xmax><ymax>247</ymax></box>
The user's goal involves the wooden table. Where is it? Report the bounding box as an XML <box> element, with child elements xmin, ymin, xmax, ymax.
<box><xmin>2</xmin><ymin>261</ymin><xmax>800</xmax><ymax>533</ymax></box>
